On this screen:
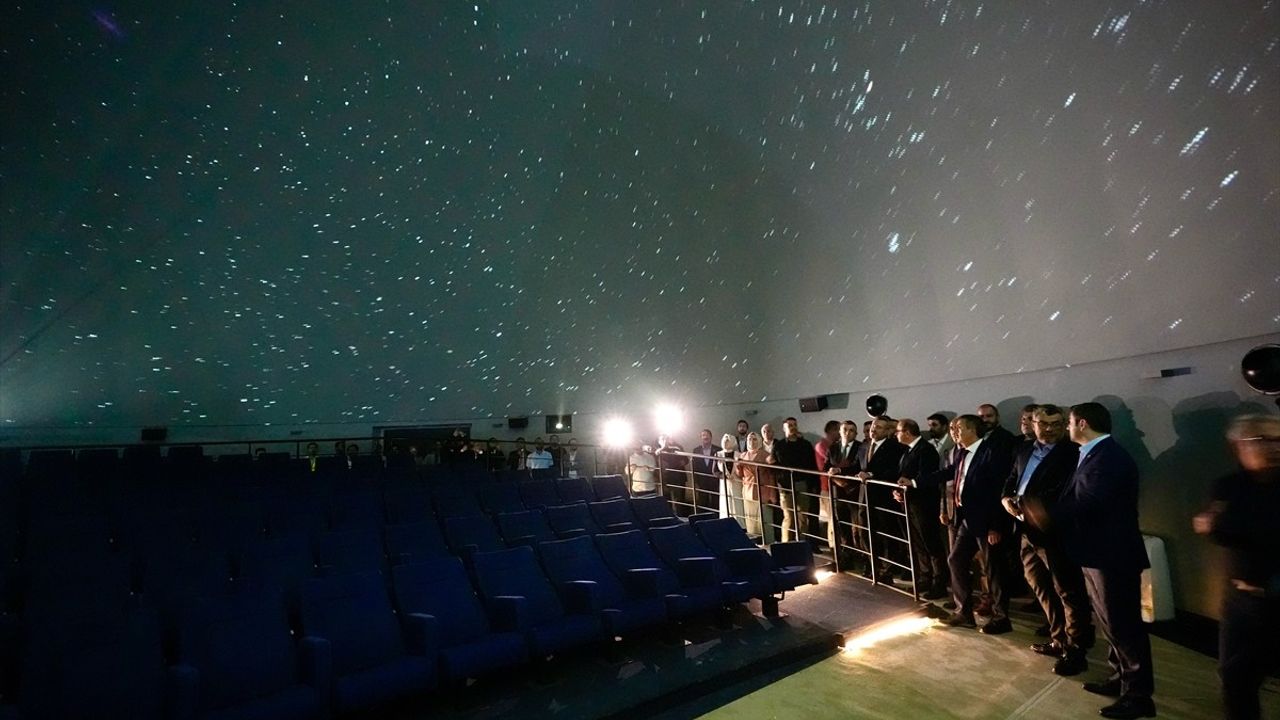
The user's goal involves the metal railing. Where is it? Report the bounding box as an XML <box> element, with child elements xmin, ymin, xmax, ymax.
<box><xmin>648</xmin><ymin>449</ymin><xmax>921</xmax><ymax>600</ymax></box>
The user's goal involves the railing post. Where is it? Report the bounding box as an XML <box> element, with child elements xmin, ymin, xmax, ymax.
<box><xmin>865</xmin><ymin>478</ymin><xmax>878</xmax><ymax>583</ymax></box>
<box><xmin>902</xmin><ymin>484</ymin><xmax>918</xmax><ymax>601</ymax></box>
<box><xmin>829</xmin><ymin>478</ymin><xmax>841</xmax><ymax>574</ymax></box>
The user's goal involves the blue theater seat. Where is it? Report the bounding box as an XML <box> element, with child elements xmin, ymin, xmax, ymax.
<box><xmin>298</xmin><ymin>571</ymin><xmax>436</xmax><ymax>714</ymax></box>
<box><xmin>542</xmin><ymin>502</ymin><xmax>600</xmax><ymax>539</ymax></box>
<box><xmin>593</xmin><ymin>529</ymin><xmax>722</xmax><ymax>619</ymax></box>
<box><xmin>383</xmin><ymin>520</ymin><xmax>451</xmax><ymax>566</ymax></box>
<box><xmin>236</xmin><ymin>534</ymin><xmax>316</xmax><ymax>609</ymax></box>
<box><xmin>329</xmin><ymin>489</ymin><xmax>385</xmax><ymax>531</ymax></box>
<box><xmin>496</xmin><ymin>509</ymin><xmax>558</xmax><ymax>547</ymax></box>
<box><xmin>172</xmin><ymin>589</ymin><xmax>330</xmax><ymax>720</ymax></box>
<box><xmin>382</xmin><ymin>486</ymin><xmax>432</xmax><ymax>525</ymax></box>
<box><xmin>587</xmin><ymin>498</ymin><xmax>638</xmax><ymax>533</ymax></box>
<box><xmin>314</xmin><ymin>528</ymin><xmax>387</xmax><ymax>575</ymax></box>
<box><xmin>391</xmin><ymin>559</ymin><xmax>528</xmax><ymax>684</ymax></box>
<box><xmin>265</xmin><ymin>494</ymin><xmax>329</xmax><ymax>539</ymax></box>
<box><xmin>476</xmin><ymin>483</ymin><xmax>524</xmax><ymax>515</ymax></box>
<box><xmin>693</xmin><ymin>517</ymin><xmax>817</xmax><ymax>594</ymax></box>
<box><xmin>628</xmin><ymin>496</ymin><xmax>684</xmax><ymax>529</ymax></box>
<box><xmin>517</xmin><ymin>479</ymin><xmax>560</xmax><ymax>509</ymax></box>
<box><xmin>432</xmin><ymin>488</ymin><xmax>484</xmax><ymax>519</ymax></box>
<box><xmin>468</xmin><ymin>546</ymin><xmax>604</xmax><ymax>658</ymax></box>
<box><xmin>590</xmin><ymin>474</ymin><xmax>629</xmax><ymax>501</ymax></box>
<box><xmin>442</xmin><ymin>515</ymin><xmax>505</xmax><ymax>556</ymax></box>
<box><xmin>647</xmin><ymin>524</ymin><xmax>769</xmax><ymax>604</ymax></box>
<box><xmin>537</xmin><ymin>535</ymin><xmax>668</xmax><ymax>638</ymax></box>
<box><xmin>12</xmin><ymin>608</ymin><xmax>168</xmax><ymax>720</ymax></box>
<box><xmin>555</xmin><ymin>477</ymin><xmax>595</xmax><ymax>505</ymax></box>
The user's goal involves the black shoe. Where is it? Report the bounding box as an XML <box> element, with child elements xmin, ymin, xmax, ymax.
<box><xmin>875</xmin><ymin>573</ymin><xmax>897</xmax><ymax>585</ymax></box>
<box><xmin>1082</xmin><ymin>679</ymin><xmax>1123</xmax><ymax>697</ymax></box>
<box><xmin>942</xmin><ymin>600</ymin><xmax>957</xmax><ymax>610</ymax></box>
<box><xmin>1098</xmin><ymin>696</ymin><xmax>1155</xmax><ymax>719</ymax></box>
<box><xmin>922</xmin><ymin>588</ymin><xmax>949</xmax><ymax>600</ymax></box>
<box><xmin>1031</xmin><ymin>641</ymin><xmax>1064</xmax><ymax>657</ymax></box>
<box><xmin>1053</xmin><ymin>651</ymin><xmax>1088</xmax><ymax>677</ymax></box>
<box><xmin>979</xmin><ymin>618</ymin><xmax>1013</xmax><ymax>635</ymax></box>
<box><xmin>945</xmin><ymin>613</ymin><xmax>976</xmax><ymax>628</ymax></box>
<box><xmin>1035</xmin><ymin>622</ymin><xmax>1051</xmax><ymax>637</ymax></box>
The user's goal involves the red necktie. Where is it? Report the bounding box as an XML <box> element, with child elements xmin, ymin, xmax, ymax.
<box><xmin>953</xmin><ymin>447</ymin><xmax>970</xmax><ymax>508</ymax></box>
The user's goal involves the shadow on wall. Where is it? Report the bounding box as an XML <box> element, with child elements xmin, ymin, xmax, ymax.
<box><xmin>1121</xmin><ymin>391</ymin><xmax>1270</xmax><ymax>620</ymax></box>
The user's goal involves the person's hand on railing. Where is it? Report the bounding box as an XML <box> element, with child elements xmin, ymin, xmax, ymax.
<box><xmin>892</xmin><ymin>488</ymin><xmax>904</xmax><ymax>503</ymax></box>
<box><xmin>1001</xmin><ymin>496</ymin><xmax>1021</xmax><ymax>517</ymax></box>
<box><xmin>938</xmin><ymin>512</ymin><xmax>950</xmax><ymax>526</ymax></box>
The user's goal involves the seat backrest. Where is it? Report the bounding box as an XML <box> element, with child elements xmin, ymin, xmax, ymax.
<box><xmin>314</xmin><ymin>528</ymin><xmax>387</xmax><ymax>575</ymax></box>
<box><xmin>543</xmin><ymin>502</ymin><xmax>600</xmax><ymax>537</ymax></box>
<box><xmin>647</xmin><ymin>524</ymin><xmax>723</xmax><ymax>577</ymax></box>
<box><xmin>329</xmin><ymin>489</ymin><xmax>385</xmax><ymax>530</ymax></box>
<box><xmin>692</xmin><ymin>517</ymin><xmax>760</xmax><ymax>556</ymax></box>
<box><xmin>469</xmin><ymin>546</ymin><xmax>564</xmax><ymax>626</ymax></box>
<box><xmin>442</xmin><ymin>514</ymin><xmax>505</xmax><ymax>554</ymax></box>
<box><xmin>299</xmin><ymin>571</ymin><xmax>403</xmax><ymax>674</ymax></box>
<box><xmin>555</xmin><ymin>477</ymin><xmax>594</xmax><ymax>505</ymax></box>
<box><xmin>517</xmin><ymin>480</ymin><xmax>560</xmax><ymax>509</ymax></box>
<box><xmin>23</xmin><ymin>553</ymin><xmax>137</xmax><ymax>630</ymax></box>
<box><xmin>383</xmin><ymin>520</ymin><xmax>450</xmax><ymax>566</ymax></box>
<box><xmin>591</xmin><ymin>474</ymin><xmax>629</xmax><ymax>500</ymax></box>
<box><xmin>433</xmin><ymin>488</ymin><xmax>484</xmax><ymax>519</ymax></box>
<box><xmin>20</xmin><ymin>608</ymin><xmax>167</xmax><ymax>720</ymax></box>
<box><xmin>177</xmin><ymin>589</ymin><xmax>297</xmax><ymax>711</ymax></box>
<box><xmin>495</xmin><ymin>509</ymin><xmax>556</xmax><ymax>547</ymax></box>
<box><xmin>140</xmin><ymin>551</ymin><xmax>235</xmax><ymax>614</ymax></box>
<box><xmin>629</xmin><ymin>496</ymin><xmax>678</xmax><ymax>527</ymax></box>
<box><xmin>588</xmin><ymin>498</ymin><xmax>637</xmax><ymax>532</ymax></box>
<box><xmin>383</xmin><ymin>486</ymin><xmax>431</xmax><ymax>525</ymax></box>
<box><xmin>536</xmin><ymin>535</ymin><xmax>625</xmax><ymax>606</ymax></box>
<box><xmin>392</xmin><ymin>558</ymin><xmax>491</xmax><ymax>647</ymax></box>
<box><xmin>592</xmin><ymin>530</ymin><xmax>680</xmax><ymax>595</ymax></box>
<box><xmin>266</xmin><ymin>493</ymin><xmax>329</xmax><ymax>538</ymax></box>
<box><xmin>236</xmin><ymin>533</ymin><xmax>315</xmax><ymax>599</ymax></box>
<box><xmin>477</xmin><ymin>483</ymin><xmax>524</xmax><ymax>515</ymax></box>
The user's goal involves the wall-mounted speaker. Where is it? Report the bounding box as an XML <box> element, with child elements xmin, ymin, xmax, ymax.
<box><xmin>507</xmin><ymin>417</ymin><xmax>529</xmax><ymax>429</ymax></box>
<box><xmin>140</xmin><ymin>426</ymin><xmax>168</xmax><ymax>443</ymax></box>
<box><xmin>798</xmin><ymin>396</ymin><xmax>828</xmax><ymax>413</ymax></box>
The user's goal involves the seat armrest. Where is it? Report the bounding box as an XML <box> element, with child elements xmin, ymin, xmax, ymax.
<box><xmin>674</xmin><ymin>556</ymin><xmax>716</xmax><ymax>586</ymax></box>
<box><xmin>768</xmin><ymin>541</ymin><xmax>815</xmax><ymax>569</ymax></box>
<box><xmin>168</xmin><ymin>664</ymin><xmax>199</xmax><ymax>720</ymax></box>
<box><xmin>620</xmin><ymin>568</ymin><xmax>661</xmax><ymax>597</ymax></box>
<box><xmin>561</xmin><ymin>580</ymin><xmax>601</xmax><ymax>614</ymax></box>
<box><xmin>605</xmin><ymin>521</ymin><xmax>635</xmax><ymax>532</ymax></box>
<box><xmin>508</xmin><ymin>534</ymin><xmax>537</xmax><ymax>548</ymax></box>
<box><xmin>556</xmin><ymin>527</ymin><xmax>588</xmax><ymax>539</ymax></box>
<box><xmin>403</xmin><ymin>612</ymin><xmax>439</xmax><ymax>656</ymax></box>
<box><xmin>299</xmin><ymin>636</ymin><xmax>333</xmax><ymax>691</ymax></box>
<box><xmin>489</xmin><ymin>595</ymin><xmax>527</xmax><ymax>631</ymax></box>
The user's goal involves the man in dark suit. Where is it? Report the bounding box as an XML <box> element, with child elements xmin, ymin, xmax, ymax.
<box><xmin>1000</xmin><ymin>404</ymin><xmax>1094</xmax><ymax>675</ymax></box>
<box><xmin>1053</xmin><ymin>402</ymin><xmax>1154</xmax><ymax>719</ymax></box>
<box><xmin>825</xmin><ymin>420</ymin><xmax>862</xmax><ymax>566</ymax></box>
<box><xmin>856</xmin><ymin>415</ymin><xmax>906</xmax><ymax>583</ymax></box>
<box><xmin>979</xmin><ymin>403</ymin><xmax>1020</xmax><ymax>458</ymax></box>
<box><xmin>690</xmin><ymin>429</ymin><xmax>722</xmax><ymax>513</ymax></box>
<box><xmin>932</xmin><ymin>414</ymin><xmax>1016</xmax><ymax>634</ymax></box>
<box><xmin>891</xmin><ymin>419</ymin><xmax>944</xmax><ymax>598</ymax></box>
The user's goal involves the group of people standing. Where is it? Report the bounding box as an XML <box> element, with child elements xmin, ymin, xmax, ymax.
<box><xmin>629</xmin><ymin>402</ymin><xmax>1162</xmax><ymax>720</ymax></box>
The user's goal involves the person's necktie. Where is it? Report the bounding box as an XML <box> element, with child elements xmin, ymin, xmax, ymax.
<box><xmin>953</xmin><ymin>447</ymin><xmax>970</xmax><ymax>508</ymax></box>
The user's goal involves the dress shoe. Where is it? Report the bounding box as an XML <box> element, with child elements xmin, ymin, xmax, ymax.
<box><xmin>1035</xmin><ymin>622</ymin><xmax>1051</xmax><ymax>637</ymax></box>
<box><xmin>1030</xmin><ymin>641</ymin><xmax>1064</xmax><ymax>657</ymax></box>
<box><xmin>1082</xmin><ymin>678</ymin><xmax>1123</xmax><ymax>697</ymax></box>
<box><xmin>942</xmin><ymin>600</ymin><xmax>957</xmax><ymax>610</ymax></box>
<box><xmin>875</xmin><ymin>573</ymin><xmax>897</xmax><ymax>585</ymax></box>
<box><xmin>1053</xmin><ymin>651</ymin><xmax>1088</xmax><ymax>677</ymax></box>
<box><xmin>979</xmin><ymin>618</ymin><xmax>1013</xmax><ymax>635</ymax></box>
<box><xmin>1098</xmin><ymin>696</ymin><xmax>1156</xmax><ymax>719</ymax></box>
<box><xmin>922</xmin><ymin>587</ymin><xmax>949</xmax><ymax>600</ymax></box>
<box><xmin>945</xmin><ymin>613</ymin><xmax>976</xmax><ymax>628</ymax></box>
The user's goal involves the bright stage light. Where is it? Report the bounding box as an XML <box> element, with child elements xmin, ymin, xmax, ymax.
<box><xmin>839</xmin><ymin>615</ymin><xmax>936</xmax><ymax>656</ymax></box>
<box><xmin>653</xmin><ymin>403</ymin><xmax>684</xmax><ymax>435</ymax></box>
<box><xmin>601</xmin><ymin>418</ymin><xmax>634</xmax><ymax>448</ymax></box>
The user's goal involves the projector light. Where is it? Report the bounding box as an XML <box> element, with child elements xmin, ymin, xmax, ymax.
<box><xmin>653</xmin><ymin>403</ymin><xmax>684</xmax><ymax>435</ymax></box>
<box><xmin>601</xmin><ymin>418</ymin><xmax>634</xmax><ymax>448</ymax></box>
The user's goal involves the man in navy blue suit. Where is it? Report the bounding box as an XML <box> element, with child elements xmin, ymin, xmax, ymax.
<box><xmin>933</xmin><ymin>414</ymin><xmax>1016</xmax><ymax>634</ymax></box>
<box><xmin>1054</xmin><ymin>402</ymin><xmax>1155</xmax><ymax>719</ymax></box>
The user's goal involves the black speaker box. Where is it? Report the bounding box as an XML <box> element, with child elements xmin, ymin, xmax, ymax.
<box><xmin>507</xmin><ymin>417</ymin><xmax>529</xmax><ymax>429</ymax></box>
<box><xmin>798</xmin><ymin>396</ymin><xmax>828</xmax><ymax>413</ymax></box>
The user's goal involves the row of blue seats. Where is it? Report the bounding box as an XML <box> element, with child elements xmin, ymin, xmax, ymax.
<box><xmin>2</xmin><ymin>518</ymin><xmax>816</xmax><ymax>719</ymax></box>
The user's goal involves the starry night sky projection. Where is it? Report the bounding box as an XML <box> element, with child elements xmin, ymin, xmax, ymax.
<box><xmin>1</xmin><ymin>1</ymin><xmax>1277</xmax><ymax>429</ymax></box>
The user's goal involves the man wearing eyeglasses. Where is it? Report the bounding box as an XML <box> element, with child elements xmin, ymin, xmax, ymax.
<box><xmin>1002</xmin><ymin>404</ymin><xmax>1094</xmax><ymax>676</ymax></box>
